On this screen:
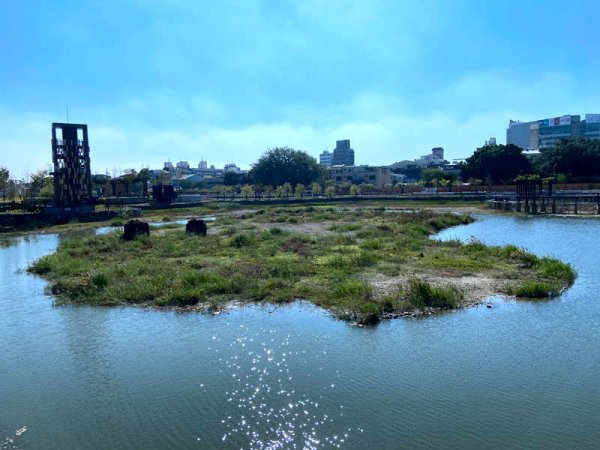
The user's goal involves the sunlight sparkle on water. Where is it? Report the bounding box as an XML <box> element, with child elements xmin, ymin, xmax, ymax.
<box><xmin>203</xmin><ymin>324</ymin><xmax>357</xmax><ymax>449</ymax></box>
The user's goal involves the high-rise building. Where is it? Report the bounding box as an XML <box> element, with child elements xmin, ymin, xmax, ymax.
<box><xmin>51</xmin><ymin>123</ymin><xmax>92</xmax><ymax>207</ymax></box>
<box><xmin>332</xmin><ymin>139</ymin><xmax>355</xmax><ymax>166</ymax></box>
<box><xmin>507</xmin><ymin>120</ymin><xmax>536</xmax><ymax>150</ymax></box>
<box><xmin>319</xmin><ymin>150</ymin><xmax>333</xmax><ymax>167</ymax></box>
<box><xmin>507</xmin><ymin>114</ymin><xmax>600</xmax><ymax>150</ymax></box>
<box><xmin>582</xmin><ymin>114</ymin><xmax>600</xmax><ymax>139</ymax></box>
<box><xmin>431</xmin><ymin>147</ymin><xmax>445</xmax><ymax>159</ymax></box>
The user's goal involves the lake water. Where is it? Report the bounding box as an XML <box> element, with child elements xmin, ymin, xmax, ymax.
<box><xmin>1</xmin><ymin>214</ymin><xmax>599</xmax><ymax>449</ymax></box>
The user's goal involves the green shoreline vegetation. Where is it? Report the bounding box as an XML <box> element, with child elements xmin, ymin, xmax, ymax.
<box><xmin>28</xmin><ymin>204</ymin><xmax>576</xmax><ymax>325</ymax></box>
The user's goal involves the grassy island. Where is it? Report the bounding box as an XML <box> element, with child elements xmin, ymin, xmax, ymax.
<box><xmin>29</xmin><ymin>204</ymin><xmax>576</xmax><ymax>324</ymax></box>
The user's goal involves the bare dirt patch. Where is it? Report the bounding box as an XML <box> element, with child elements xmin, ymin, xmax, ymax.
<box><xmin>364</xmin><ymin>271</ymin><xmax>508</xmax><ymax>306</ymax></box>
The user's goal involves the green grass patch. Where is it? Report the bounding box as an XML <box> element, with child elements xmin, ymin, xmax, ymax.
<box><xmin>508</xmin><ymin>281</ymin><xmax>558</xmax><ymax>298</ymax></box>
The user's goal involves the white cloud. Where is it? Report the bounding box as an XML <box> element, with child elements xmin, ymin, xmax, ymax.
<box><xmin>2</xmin><ymin>69</ymin><xmax>599</xmax><ymax>178</ymax></box>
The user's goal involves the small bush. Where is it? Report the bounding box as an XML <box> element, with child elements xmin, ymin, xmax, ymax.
<box><xmin>508</xmin><ymin>281</ymin><xmax>557</xmax><ymax>298</ymax></box>
<box><xmin>330</xmin><ymin>223</ymin><xmax>362</xmax><ymax>232</ymax></box>
<box><xmin>319</xmin><ymin>252</ymin><xmax>376</xmax><ymax>269</ymax></box>
<box><xmin>180</xmin><ymin>271</ymin><xmax>240</xmax><ymax>294</ymax></box>
<box><xmin>222</xmin><ymin>226</ymin><xmax>239</xmax><ymax>235</ymax></box>
<box><xmin>537</xmin><ymin>257</ymin><xmax>575</xmax><ymax>284</ymax></box>
<box><xmin>497</xmin><ymin>245</ymin><xmax>539</xmax><ymax>267</ymax></box>
<box><xmin>334</xmin><ymin>280</ymin><xmax>372</xmax><ymax>300</ymax></box>
<box><xmin>230</xmin><ymin>233</ymin><xmax>257</xmax><ymax>248</ymax></box>
<box><xmin>91</xmin><ymin>273</ymin><xmax>109</xmax><ymax>289</ymax></box>
<box><xmin>359</xmin><ymin>239</ymin><xmax>382</xmax><ymax>250</ymax></box>
<box><xmin>406</xmin><ymin>279</ymin><xmax>463</xmax><ymax>308</ymax></box>
<box><xmin>354</xmin><ymin>301</ymin><xmax>383</xmax><ymax>325</ymax></box>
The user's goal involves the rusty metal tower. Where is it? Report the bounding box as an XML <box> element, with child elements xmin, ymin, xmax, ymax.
<box><xmin>51</xmin><ymin>123</ymin><xmax>92</xmax><ymax>207</ymax></box>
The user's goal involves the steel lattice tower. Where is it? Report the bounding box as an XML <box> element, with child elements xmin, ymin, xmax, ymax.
<box><xmin>51</xmin><ymin>123</ymin><xmax>92</xmax><ymax>207</ymax></box>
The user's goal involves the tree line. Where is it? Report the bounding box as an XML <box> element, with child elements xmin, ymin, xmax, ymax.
<box><xmin>4</xmin><ymin>137</ymin><xmax>600</xmax><ymax>205</ymax></box>
<box><xmin>459</xmin><ymin>138</ymin><xmax>600</xmax><ymax>184</ymax></box>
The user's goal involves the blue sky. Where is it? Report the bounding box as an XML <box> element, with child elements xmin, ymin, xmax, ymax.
<box><xmin>2</xmin><ymin>0</ymin><xmax>600</xmax><ymax>176</ymax></box>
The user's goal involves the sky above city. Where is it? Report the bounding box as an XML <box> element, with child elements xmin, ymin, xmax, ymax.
<box><xmin>2</xmin><ymin>0</ymin><xmax>600</xmax><ymax>176</ymax></box>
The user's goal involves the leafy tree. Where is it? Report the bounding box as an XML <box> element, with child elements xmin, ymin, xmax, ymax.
<box><xmin>249</xmin><ymin>147</ymin><xmax>322</xmax><ymax>186</ymax></box>
<box><xmin>223</xmin><ymin>171</ymin><xmax>247</xmax><ymax>186</ymax></box>
<box><xmin>294</xmin><ymin>183</ymin><xmax>305</xmax><ymax>198</ymax></box>
<box><xmin>281</xmin><ymin>182</ymin><xmax>292</xmax><ymax>197</ymax></box>
<box><xmin>338</xmin><ymin>182</ymin><xmax>352</xmax><ymax>195</ymax></box>
<box><xmin>350</xmin><ymin>184</ymin><xmax>361</xmax><ymax>196</ymax></box>
<box><xmin>421</xmin><ymin>168</ymin><xmax>457</xmax><ymax>187</ymax></box>
<box><xmin>157</xmin><ymin>171</ymin><xmax>172</xmax><ymax>185</ymax></box>
<box><xmin>325</xmin><ymin>185</ymin><xmax>336</xmax><ymax>198</ymax></box>
<box><xmin>310</xmin><ymin>182</ymin><xmax>321</xmax><ymax>197</ymax></box>
<box><xmin>136</xmin><ymin>168</ymin><xmax>151</xmax><ymax>183</ymax></box>
<box><xmin>28</xmin><ymin>169</ymin><xmax>53</xmax><ymax>200</ymax></box>
<box><xmin>0</xmin><ymin>167</ymin><xmax>9</xmax><ymax>201</ymax></box>
<box><xmin>460</xmin><ymin>144</ymin><xmax>531</xmax><ymax>184</ymax></box>
<box><xmin>263</xmin><ymin>185</ymin><xmax>274</xmax><ymax>198</ymax></box>
<box><xmin>240</xmin><ymin>184</ymin><xmax>254</xmax><ymax>199</ymax></box>
<box><xmin>536</xmin><ymin>138</ymin><xmax>600</xmax><ymax>181</ymax></box>
<box><xmin>6</xmin><ymin>180</ymin><xmax>18</xmax><ymax>202</ymax></box>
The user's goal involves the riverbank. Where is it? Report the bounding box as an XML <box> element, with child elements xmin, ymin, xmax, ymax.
<box><xmin>28</xmin><ymin>204</ymin><xmax>575</xmax><ymax>324</ymax></box>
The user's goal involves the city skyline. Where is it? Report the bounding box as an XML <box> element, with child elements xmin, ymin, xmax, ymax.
<box><xmin>2</xmin><ymin>1</ymin><xmax>600</xmax><ymax>176</ymax></box>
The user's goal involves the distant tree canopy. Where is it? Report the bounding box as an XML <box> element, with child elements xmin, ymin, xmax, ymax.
<box><xmin>223</xmin><ymin>171</ymin><xmax>248</xmax><ymax>186</ymax></box>
<box><xmin>28</xmin><ymin>169</ymin><xmax>54</xmax><ymax>200</ymax></box>
<box><xmin>460</xmin><ymin>144</ymin><xmax>531</xmax><ymax>184</ymax></box>
<box><xmin>420</xmin><ymin>168</ymin><xmax>457</xmax><ymax>186</ymax></box>
<box><xmin>0</xmin><ymin>167</ymin><xmax>9</xmax><ymax>200</ymax></box>
<box><xmin>536</xmin><ymin>138</ymin><xmax>600</xmax><ymax>181</ymax></box>
<box><xmin>249</xmin><ymin>147</ymin><xmax>323</xmax><ymax>187</ymax></box>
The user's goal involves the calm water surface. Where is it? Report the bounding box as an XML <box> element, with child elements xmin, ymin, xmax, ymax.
<box><xmin>1</xmin><ymin>214</ymin><xmax>599</xmax><ymax>449</ymax></box>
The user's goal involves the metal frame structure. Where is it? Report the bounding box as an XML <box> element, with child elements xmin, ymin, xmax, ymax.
<box><xmin>51</xmin><ymin>123</ymin><xmax>92</xmax><ymax>207</ymax></box>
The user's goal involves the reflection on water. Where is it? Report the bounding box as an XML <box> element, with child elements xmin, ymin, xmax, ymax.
<box><xmin>213</xmin><ymin>324</ymin><xmax>357</xmax><ymax>449</ymax></box>
<box><xmin>0</xmin><ymin>426</ymin><xmax>27</xmax><ymax>450</ymax></box>
<box><xmin>1</xmin><ymin>214</ymin><xmax>600</xmax><ymax>449</ymax></box>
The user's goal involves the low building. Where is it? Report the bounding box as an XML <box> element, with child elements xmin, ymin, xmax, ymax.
<box><xmin>172</xmin><ymin>173</ymin><xmax>204</xmax><ymax>187</ymax></box>
<box><xmin>418</xmin><ymin>147</ymin><xmax>445</xmax><ymax>168</ymax></box>
<box><xmin>224</xmin><ymin>163</ymin><xmax>241</xmax><ymax>173</ymax></box>
<box><xmin>329</xmin><ymin>165</ymin><xmax>391</xmax><ymax>189</ymax></box>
